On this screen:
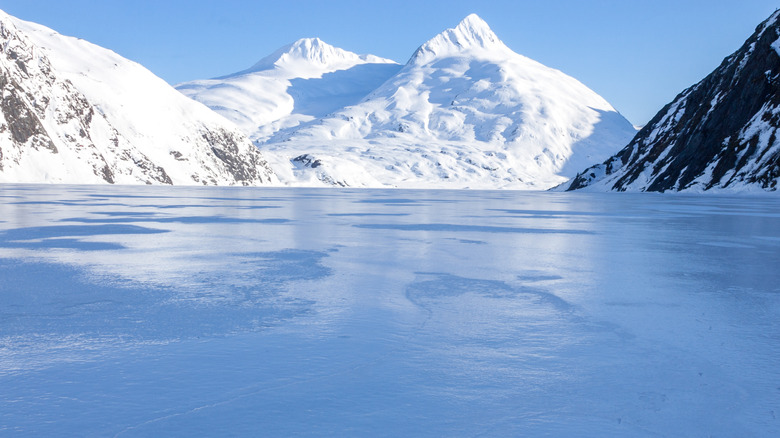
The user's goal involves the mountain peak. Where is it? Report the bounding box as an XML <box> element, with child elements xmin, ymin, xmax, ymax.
<box><xmin>230</xmin><ymin>38</ymin><xmax>395</xmax><ymax>77</ymax></box>
<box><xmin>455</xmin><ymin>13</ymin><xmax>493</xmax><ymax>36</ymax></box>
<box><xmin>409</xmin><ymin>14</ymin><xmax>506</xmax><ymax>64</ymax></box>
<box><xmin>249</xmin><ymin>38</ymin><xmax>347</xmax><ymax>71</ymax></box>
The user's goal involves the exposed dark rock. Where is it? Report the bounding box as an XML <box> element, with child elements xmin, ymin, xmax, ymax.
<box><xmin>291</xmin><ymin>154</ymin><xmax>349</xmax><ymax>186</ymax></box>
<box><xmin>98</xmin><ymin>162</ymin><xmax>114</xmax><ymax>184</ymax></box>
<box><xmin>567</xmin><ymin>10</ymin><xmax>780</xmax><ymax>192</ymax></box>
<box><xmin>292</xmin><ymin>154</ymin><xmax>323</xmax><ymax>168</ymax></box>
<box><xmin>203</xmin><ymin>130</ymin><xmax>273</xmax><ymax>185</ymax></box>
<box><xmin>0</xmin><ymin>71</ymin><xmax>58</xmax><ymax>153</ymax></box>
<box><xmin>0</xmin><ymin>11</ymin><xmax>276</xmax><ymax>185</ymax></box>
<box><xmin>122</xmin><ymin>150</ymin><xmax>172</xmax><ymax>185</ymax></box>
<box><xmin>2</xmin><ymin>73</ymin><xmax>37</xmax><ymax>140</ymax></box>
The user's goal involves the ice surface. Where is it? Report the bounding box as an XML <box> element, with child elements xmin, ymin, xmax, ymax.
<box><xmin>1</xmin><ymin>185</ymin><xmax>779</xmax><ymax>436</ymax></box>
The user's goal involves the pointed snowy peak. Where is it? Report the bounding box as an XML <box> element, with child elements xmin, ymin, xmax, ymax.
<box><xmin>410</xmin><ymin>14</ymin><xmax>507</xmax><ymax>64</ymax></box>
<box><xmin>253</xmin><ymin>38</ymin><xmax>348</xmax><ymax>69</ymax></box>
<box><xmin>237</xmin><ymin>37</ymin><xmax>396</xmax><ymax>76</ymax></box>
<box><xmin>453</xmin><ymin>13</ymin><xmax>499</xmax><ymax>44</ymax></box>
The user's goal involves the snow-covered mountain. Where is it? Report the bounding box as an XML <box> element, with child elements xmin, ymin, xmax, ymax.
<box><xmin>259</xmin><ymin>14</ymin><xmax>636</xmax><ymax>189</ymax></box>
<box><xmin>176</xmin><ymin>38</ymin><xmax>401</xmax><ymax>144</ymax></box>
<box><xmin>0</xmin><ymin>9</ymin><xmax>276</xmax><ymax>185</ymax></box>
<box><xmin>564</xmin><ymin>11</ymin><xmax>780</xmax><ymax>193</ymax></box>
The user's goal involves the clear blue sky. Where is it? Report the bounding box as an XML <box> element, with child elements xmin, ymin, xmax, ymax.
<box><xmin>1</xmin><ymin>0</ymin><xmax>777</xmax><ymax>125</ymax></box>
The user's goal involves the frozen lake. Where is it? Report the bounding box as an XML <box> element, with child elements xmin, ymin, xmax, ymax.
<box><xmin>0</xmin><ymin>185</ymin><xmax>778</xmax><ymax>436</ymax></box>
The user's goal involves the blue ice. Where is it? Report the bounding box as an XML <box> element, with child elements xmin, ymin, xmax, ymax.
<box><xmin>0</xmin><ymin>185</ymin><xmax>778</xmax><ymax>436</ymax></box>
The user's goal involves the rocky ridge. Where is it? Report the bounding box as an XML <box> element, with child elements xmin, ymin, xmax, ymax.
<box><xmin>565</xmin><ymin>10</ymin><xmax>780</xmax><ymax>192</ymax></box>
<box><xmin>0</xmin><ymin>10</ymin><xmax>276</xmax><ymax>185</ymax></box>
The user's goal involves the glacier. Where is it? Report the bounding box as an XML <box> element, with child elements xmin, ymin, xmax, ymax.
<box><xmin>1</xmin><ymin>185</ymin><xmax>779</xmax><ymax>436</ymax></box>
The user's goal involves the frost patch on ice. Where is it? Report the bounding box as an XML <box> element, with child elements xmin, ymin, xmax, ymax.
<box><xmin>354</xmin><ymin>223</ymin><xmax>593</xmax><ymax>234</ymax></box>
<box><xmin>698</xmin><ymin>241</ymin><xmax>755</xmax><ymax>249</ymax></box>
<box><xmin>0</xmin><ymin>247</ymin><xmax>332</xmax><ymax>374</ymax></box>
<box><xmin>406</xmin><ymin>273</ymin><xmax>573</xmax><ymax>312</ymax></box>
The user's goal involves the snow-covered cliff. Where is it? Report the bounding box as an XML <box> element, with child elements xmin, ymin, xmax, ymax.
<box><xmin>0</xmin><ymin>9</ymin><xmax>276</xmax><ymax>185</ymax></box>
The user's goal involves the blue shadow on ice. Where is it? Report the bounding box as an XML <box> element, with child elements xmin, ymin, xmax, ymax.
<box><xmin>327</xmin><ymin>213</ymin><xmax>410</xmax><ymax>217</ymax></box>
<box><xmin>11</xmin><ymin>200</ymin><xmax>128</xmax><ymax>207</ymax></box>
<box><xmin>356</xmin><ymin>198</ymin><xmax>459</xmax><ymax>206</ymax></box>
<box><xmin>0</xmin><ymin>224</ymin><xmax>168</xmax><ymax>251</ymax></box>
<box><xmin>138</xmin><ymin>204</ymin><xmax>280</xmax><ymax>210</ymax></box>
<box><xmin>59</xmin><ymin>216</ymin><xmax>290</xmax><ymax>225</ymax></box>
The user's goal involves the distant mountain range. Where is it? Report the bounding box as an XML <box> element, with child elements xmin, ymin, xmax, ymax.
<box><xmin>563</xmin><ymin>10</ymin><xmax>780</xmax><ymax>192</ymax></box>
<box><xmin>0</xmin><ymin>10</ymin><xmax>275</xmax><ymax>185</ymax></box>
<box><xmin>2</xmin><ymin>8</ymin><xmax>779</xmax><ymax>192</ymax></box>
<box><xmin>181</xmin><ymin>14</ymin><xmax>636</xmax><ymax>189</ymax></box>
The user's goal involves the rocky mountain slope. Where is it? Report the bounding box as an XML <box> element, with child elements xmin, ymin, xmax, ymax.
<box><xmin>0</xmin><ymin>9</ymin><xmax>276</xmax><ymax>185</ymax></box>
<box><xmin>564</xmin><ymin>10</ymin><xmax>780</xmax><ymax>192</ymax></box>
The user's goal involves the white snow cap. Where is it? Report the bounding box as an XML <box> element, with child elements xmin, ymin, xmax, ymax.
<box><xmin>410</xmin><ymin>13</ymin><xmax>507</xmax><ymax>64</ymax></box>
<box><xmin>245</xmin><ymin>37</ymin><xmax>394</xmax><ymax>74</ymax></box>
